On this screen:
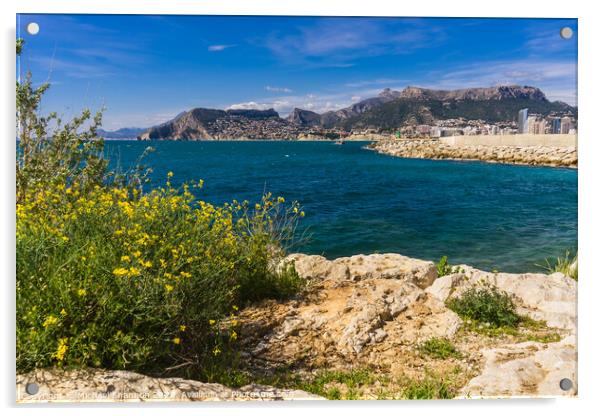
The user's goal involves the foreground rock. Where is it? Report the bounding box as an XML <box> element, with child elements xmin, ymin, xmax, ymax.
<box><xmin>18</xmin><ymin>253</ymin><xmax>577</xmax><ymax>400</ymax></box>
<box><xmin>239</xmin><ymin>253</ymin><xmax>577</xmax><ymax>398</ymax></box>
<box><xmin>16</xmin><ymin>369</ymin><xmax>324</xmax><ymax>403</ymax></box>
<box><xmin>369</xmin><ymin>139</ymin><xmax>577</xmax><ymax>168</ymax></box>
<box><xmin>461</xmin><ymin>335</ymin><xmax>577</xmax><ymax>397</ymax></box>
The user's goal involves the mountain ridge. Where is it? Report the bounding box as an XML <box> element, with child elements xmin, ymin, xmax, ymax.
<box><xmin>137</xmin><ymin>85</ymin><xmax>575</xmax><ymax>140</ymax></box>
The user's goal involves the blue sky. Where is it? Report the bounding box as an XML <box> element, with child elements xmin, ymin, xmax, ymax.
<box><xmin>17</xmin><ymin>15</ymin><xmax>577</xmax><ymax>130</ymax></box>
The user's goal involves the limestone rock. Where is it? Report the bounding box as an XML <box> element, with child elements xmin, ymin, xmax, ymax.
<box><xmin>460</xmin><ymin>335</ymin><xmax>577</xmax><ymax>397</ymax></box>
<box><xmin>16</xmin><ymin>369</ymin><xmax>324</xmax><ymax>403</ymax></box>
<box><xmin>285</xmin><ymin>253</ymin><xmax>437</xmax><ymax>288</ymax></box>
<box><xmin>427</xmin><ymin>268</ymin><xmax>577</xmax><ymax>331</ymax></box>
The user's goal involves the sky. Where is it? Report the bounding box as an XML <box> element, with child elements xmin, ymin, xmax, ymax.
<box><xmin>17</xmin><ymin>15</ymin><xmax>577</xmax><ymax>130</ymax></box>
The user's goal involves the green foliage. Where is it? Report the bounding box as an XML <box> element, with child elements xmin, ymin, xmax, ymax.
<box><xmin>436</xmin><ymin>256</ymin><xmax>463</xmax><ymax>277</ymax></box>
<box><xmin>400</xmin><ymin>372</ymin><xmax>455</xmax><ymax>399</ymax></box>
<box><xmin>446</xmin><ymin>284</ymin><xmax>521</xmax><ymax>328</ymax></box>
<box><xmin>537</xmin><ymin>250</ymin><xmax>578</xmax><ymax>281</ymax></box>
<box><xmin>17</xmin><ymin>38</ymin><xmax>24</xmax><ymax>55</ymax></box>
<box><xmin>16</xmin><ymin>41</ymin><xmax>304</xmax><ymax>379</ymax></box>
<box><xmin>417</xmin><ymin>338</ymin><xmax>461</xmax><ymax>359</ymax></box>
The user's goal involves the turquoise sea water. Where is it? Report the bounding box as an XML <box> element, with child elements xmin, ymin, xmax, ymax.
<box><xmin>105</xmin><ymin>140</ymin><xmax>577</xmax><ymax>273</ymax></box>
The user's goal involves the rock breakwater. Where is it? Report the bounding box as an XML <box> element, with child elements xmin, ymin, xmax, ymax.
<box><xmin>369</xmin><ymin>139</ymin><xmax>577</xmax><ymax>168</ymax></box>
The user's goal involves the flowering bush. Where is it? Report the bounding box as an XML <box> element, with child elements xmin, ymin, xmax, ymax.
<box><xmin>16</xmin><ymin>39</ymin><xmax>304</xmax><ymax>380</ymax></box>
<box><xmin>16</xmin><ymin>178</ymin><xmax>304</xmax><ymax>376</ymax></box>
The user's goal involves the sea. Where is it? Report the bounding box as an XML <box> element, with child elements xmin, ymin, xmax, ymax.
<box><xmin>104</xmin><ymin>140</ymin><xmax>577</xmax><ymax>273</ymax></box>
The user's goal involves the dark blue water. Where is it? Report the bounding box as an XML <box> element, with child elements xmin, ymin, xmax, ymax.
<box><xmin>105</xmin><ymin>140</ymin><xmax>577</xmax><ymax>273</ymax></box>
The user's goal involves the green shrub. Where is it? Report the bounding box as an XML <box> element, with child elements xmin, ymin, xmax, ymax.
<box><xmin>16</xmin><ymin>181</ymin><xmax>304</xmax><ymax>376</ymax></box>
<box><xmin>15</xmin><ymin>39</ymin><xmax>305</xmax><ymax>379</ymax></box>
<box><xmin>436</xmin><ymin>256</ymin><xmax>463</xmax><ymax>277</ymax></box>
<box><xmin>446</xmin><ymin>284</ymin><xmax>521</xmax><ymax>328</ymax></box>
<box><xmin>417</xmin><ymin>338</ymin><xmax>461</xmax><ymax>359</ymax></box>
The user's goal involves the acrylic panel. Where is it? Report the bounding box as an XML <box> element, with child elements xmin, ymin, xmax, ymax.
<box><xmin>15</xmin><ymin>14</ymin><xmax>578</xmax><ymax>402</ymax></box>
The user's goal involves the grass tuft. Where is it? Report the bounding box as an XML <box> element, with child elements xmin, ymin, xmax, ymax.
<box><xmin>417</xmin><ymin>338</ymin><xmax>462</xmax><ymax>359</ymax></box>
<box><xmin>536</xmin><ymin>250</ymin><xmax>578</xmax><ymax>281</ymax></box>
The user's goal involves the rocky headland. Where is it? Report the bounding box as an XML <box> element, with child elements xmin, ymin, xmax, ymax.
<box><xmin>17</xmin><ymin>253</ymin><xmax>577</xmax><ymax>402</ymax></box>
<box><xmin>368</xmin><ymin>139</ymin><xmax>578</xmax><ymax>168</ymax></box>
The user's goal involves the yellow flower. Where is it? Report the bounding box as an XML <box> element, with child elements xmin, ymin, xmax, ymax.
<box><xmin>172</xmin><ymin>337</ymin><xmax>181</xmax><ymax>345</ymax></box>
<box><xmin>121</xmin><ymin>255</ymin><xmax>131</xmax><ymax>262</ymax></box>
<box><xmin>212</xmin><ymin>346</ymin><xmax>221</xmax><ymax>356</ymax></box>
<box><xmin>42</xmin><ymin>315</ymin><xmax>58</xmax><ymax>328</ymax></box>
<box><xmin>112</xmin><ymin>267</ymin><xmax>129</xmax><ymax>277</ymax></box>
<box><xmin>61</xmin><ymin>236</ymin><xmax>69</xmax><ymax>242</ymax></box>
<box><xmin>179</xmin><ymin>325</ymin><xmax>186</xmax><ymax>332</ymax></box>
<box><xmin>167</xmin><ymin>171</ymin><xmax>174</xmax><ymax>178</ymax></box>
<box><xmin>165</xmin><ymin>284</ymin><xmax>174</xmax><ymax>293</ymax></box>
<box><xmin>60</xmin><ymin>308</ymin><xmax>67</xmax><ymax>317</ymax></box>
<box><xmin>179</xmin><ymin>271</ymin><xmax>191</xmax><ymax>278</ymax></box>
<box><xmin>232</xmin><ymin>305</ymin><xmax>239</xmax><ymax>311</ymax></box>
<box><xmin>208</xmin><ymin>319</ymin><xmax>216</xmax><ymax>326</ymax></box>
<box><xmin>77</xmin><ymin>288</ymin><xmax>87</xmax><ymax>297</ymax></box>
<box><xmin>141</xmin><ymin>260</ymin><xmax>153</xmax><ymax>268</ymax></box>
<box><xmin>133</xmin><ymin>250</ymin><xmax>141</xmax><ymax>258</ymax></box>
<box><xmin>230</xmin><ymin>331</ymin><xmax>238</xmax><ymax>341</ymax></box>
<box><xmin>52</xmin><ymin>338</ymin><xmax>69</xmax><ymax>361</ymax></box>
<box><xmin>277</xmin><ymin>196</ymin><xmax>285</xmax><ymax>203</ymax></box>
<box><xmin>128</xmin><ymin>267</ymin><xmax>141</xmax><ymax>277</ymax></box>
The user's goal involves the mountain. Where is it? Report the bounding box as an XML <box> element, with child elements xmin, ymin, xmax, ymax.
<box><xmin>318</xmin><ymin>88</ymin><xmax>402</xmax><ymax>128</ymax></box>
<box><xmin>397</xmin><ymin>85</ymin><xmax>548</xmax><ymax>101</ymax></box>
<box><xmin>335</xmin><ymin>86</ymin><xmax>574</xmax><ymax>130</ymax></box>
<box><xmin>97</xmin><ymin>127</ymin><xmax>147</xmax><ymax>139</ymax></box>
<box><xmin>287</xmin><ymin>108</ymin><xmax>322</xmax><ymax>126</ymax></box>
<box><xmin>138</xmin><ymin>85</ymin><xmax>576</xmax><ymax>140</ymax></box>
<box><xmin>138</xmin><ymin>108</ymin><xmax>294</xmax><ymax>140</ymax></box>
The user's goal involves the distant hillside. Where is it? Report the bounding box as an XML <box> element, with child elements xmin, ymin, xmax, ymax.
<box><xmin>97</xmin><ymin>127</ymin><xmax>147</xmax><ymax>139</ymax></box>
<box><xmin>337</xmin><ymin>97</ymin><xmax>574</xmax><ymax>130</ymax></box>
<box><xmin>137</xmin><ymin>85</ymin><xmax>576</xmax><ymax>139</ymax></box>
<box><xmin>138</xmin><ymin>108</ymin><xmax>294</xmax><ymax>140</ymax></box>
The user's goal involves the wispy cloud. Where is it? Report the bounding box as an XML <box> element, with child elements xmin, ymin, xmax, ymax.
<box><xmin>260</xmin><ymin>18</ymin><xmax>447</xmax><ymax>68</ymax></box>
<box><xmin>266</xmin><ymin>85</ymin><xmax>292</xmax><ymax>93</ymax></box>
<box><xmin>413</xmin><ymin>59</ymin><xmax>577</xmax><ymax>105</ymax></box>
<box><xmin>345</xmin><ymin>78</ymin><xmax>408</xmax><ymax>88</ymax></box>
<box><xmin>30</xmin><ymin>56</ymin><xmax>116</xmax><ymax>79</ymax></box>
<box><xmin>208</xmin><ymin>44</ymin><xmax>235</xmax><ymax>52</ymax></box>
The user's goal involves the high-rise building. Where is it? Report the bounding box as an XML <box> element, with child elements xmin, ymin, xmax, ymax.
<box><xmin>560</xmin><ymin>116</ymin><xmax>574</xmax><ymax>134</ymax></box>
<box><xmin>518</xmin><ymin>108</ymin><xmax>529</xmax><ymax>133</ymax></box>
<box><xmin>527</xmin><ymin>115</ymin><xmax>538</xmax><ymax>134</ymax></box>
<box><xmin>551</xmin><ymin>117</ymin><xmax>561</xmax><ymax>134</ymax></box>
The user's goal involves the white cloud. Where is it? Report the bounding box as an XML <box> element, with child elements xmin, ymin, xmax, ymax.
<box><xmin>226</xmin><ymin>91</ymin><xmax>364</xmax><ymax>116</ymax></box>
<box><xmin>266</xmin><ymin>86</ymin><xmax>292</xmax><ymax>93</ymax></box>
<box><xmin>208</xmin><ymin>44</ymin><xmax>235</xmax><ymax>52</ymax></box>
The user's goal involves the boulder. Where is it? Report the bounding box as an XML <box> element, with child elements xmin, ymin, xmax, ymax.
<box><xmin>285</xmin><ymin>253</ymin><xmax>437</xmax><ymax>288</ymax></box>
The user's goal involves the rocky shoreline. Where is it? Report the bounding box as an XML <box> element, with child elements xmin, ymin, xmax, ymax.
<box><xmin>368</xmin><ymin>139</ymin><xmax>578</xmax><ymax>168</ymax></box>
<box><xmin>17</xmin><ymin>253</ymin><xmax>577</xmax><ymax>402</ymax></box>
